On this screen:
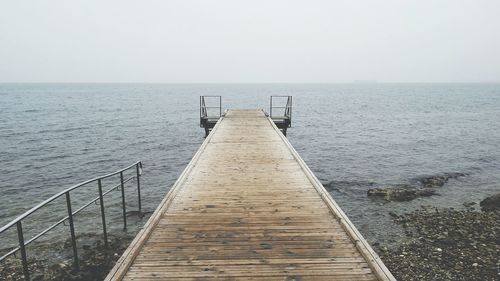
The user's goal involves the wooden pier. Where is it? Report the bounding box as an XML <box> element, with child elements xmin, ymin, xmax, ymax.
<box><xmin>106</xmin><ymin>109</ymin><xmax>395</xmax><ymax>280</ymax></box>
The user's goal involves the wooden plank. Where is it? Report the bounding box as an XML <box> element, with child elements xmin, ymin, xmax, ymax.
<box><xmin>105</xmin><ymin>109</ymin><xmax>395</xmax><ymax>281</ymax></box>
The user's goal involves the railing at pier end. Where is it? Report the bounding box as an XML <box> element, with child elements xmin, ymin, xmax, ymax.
<box><xmin>270</xmin><ymin>96</ymin><xmax>292</xmax><ymax>136</ymax></box>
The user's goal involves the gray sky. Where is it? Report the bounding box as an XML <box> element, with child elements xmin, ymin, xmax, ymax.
<box><xmin>0</xmin><ymin>0</ymin><xmax>499</xmax><ymax>83</ymax></box>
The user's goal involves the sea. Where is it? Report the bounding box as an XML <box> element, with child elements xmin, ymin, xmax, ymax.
<box><xmin>1</xmin><ymin>83</ymin><xmax>499</xmax><ymax>255</ymax></box>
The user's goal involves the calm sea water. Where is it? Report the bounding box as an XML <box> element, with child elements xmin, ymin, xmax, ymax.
<box><xmin>1</xmin><ymin>83</ymin><xmax>500</xmax><ymax>251</ymax></box>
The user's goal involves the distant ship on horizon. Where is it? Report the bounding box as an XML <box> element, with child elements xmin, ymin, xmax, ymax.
<box><xmin>354</xmin><ymin>80</ymin><xmax>378</xmax><ymax>84</ymax></box>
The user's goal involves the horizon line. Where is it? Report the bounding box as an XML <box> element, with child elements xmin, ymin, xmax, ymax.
<box><xmin>1</xmin><ymin>81</ymin><xmax>500</xmax><ymax>84</ymax></box>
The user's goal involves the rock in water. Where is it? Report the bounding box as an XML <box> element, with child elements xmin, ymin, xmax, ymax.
<box><xmin>417</xmin><ymin>172</ymin><xmax>467</xmax><ymax>188</ymax></box>
<box><xmin>480</xmin><ymin>193</ymin><xmax>500</xmax><ymax>211</ymax></box>
<box><xmin>420</xmin><ymin>175</ymin><xmax>449</xmax><ymax>188</ymax></box>
<box><xmin>367</xmin><ymin>185</ymin><xmax>435</xmax><ymax>201</ymax></box>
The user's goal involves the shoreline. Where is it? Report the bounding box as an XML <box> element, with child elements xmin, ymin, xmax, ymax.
<box><xmin>0</xmin><ymin>233</ymin><xmax>135</xmax><ymax>281</ymax></box>
<box><xmin>377</xmin><ymin>206</ymin><xmax>499</xmax><ymax>281</ymax></box>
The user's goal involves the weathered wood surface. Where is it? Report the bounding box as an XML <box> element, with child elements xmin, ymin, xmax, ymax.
<box><xmin>106</xmin><ymin>109</ymin><xmax>395</xmax><ymax>281</ymax></box>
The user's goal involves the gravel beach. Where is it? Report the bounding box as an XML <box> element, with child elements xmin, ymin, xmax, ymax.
<box><xmin>377</xmin><ymin>206</ymin><xmax>500</xmax><ymax>281</ymax></box>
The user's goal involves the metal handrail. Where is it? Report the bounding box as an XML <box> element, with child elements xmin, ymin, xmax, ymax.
<box><xmin>200</xmin><ymin>96</ymin><xmax>222</xmax><ymax>127</ymax></box>
<box><xmin>270</xmin><ymin>96</ymin><xmax>292</xmax><ymax>126</ymax></box>
<box><xmin>0</xmin><ymin>175</ymin><xmax>136</xmax><ymax>262</ymax></box>
<box><xmin>0</xmin><ymin>161</ymin><xmax>143</xmax><ymax>281</ymax></box>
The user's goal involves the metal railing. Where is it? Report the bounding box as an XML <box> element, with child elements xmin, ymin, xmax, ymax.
<box><xmin>0</xmin><ymin>161</ymin><xmax>143</xmax><ymax>281</ymax></box>
<box><xmin>270</xmin><ymin>95</ymin><xmax>292</xmax><ymax>126</ymax></box>
<box><xmin>200</xmin><ymin>96</ymin><xmax>222</xmax><ymax>137</ymax></box>
<box><xmin>199</xmin><ymin>95</ymin><xmax>222</xmax><ymax>127</ymax></box>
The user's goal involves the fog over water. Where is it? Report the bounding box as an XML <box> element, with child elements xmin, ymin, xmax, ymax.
<box><xmin>1</xmin><ymin>1</ymin><xmax>499</xmax><ymax>83</ymax></box>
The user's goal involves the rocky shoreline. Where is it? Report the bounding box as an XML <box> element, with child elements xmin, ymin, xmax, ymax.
<box><xmin>0</xmin><ymin>233</ymin><xmax>134</xmax><ymax>281</ymax></box>
<box><xmin>376</xmin><ymin>204</ymin><xmax>500</xmax><ymax>281</ymax></box>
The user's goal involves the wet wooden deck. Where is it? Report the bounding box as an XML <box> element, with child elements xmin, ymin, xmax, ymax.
<box><xmin>106</xmin><ymin>109</ymin><xmax>395</xmax><ymax>281</ymax></box>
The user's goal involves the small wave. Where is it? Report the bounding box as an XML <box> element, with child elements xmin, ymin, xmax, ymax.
<box><xmin>36</xmin><ymin>154</ymin><xmax>71</xmax><ymax>162</ymax></box>
<box><xmin>1</xmin><ymin>131</ymin><xmax>29</xmax><ymax>138</ymax></box>
<box><xmin>84</xmin><ymin>158</ymin><xmax>115</xmax><ymax>166</ymax></box>
<box><xmin>322</xmin><ymin>180</ymin><xmax>376</xmax><ymax>191</ymax></box>
<box><xmin>477</xmin><ymin>155</ymin><xmax>498</xmax><ymax>164</ymax></box>
<box><xmin>37</xmin><ymin>126</ymin><xmax>91</xmax><ymax>134</ymax></box>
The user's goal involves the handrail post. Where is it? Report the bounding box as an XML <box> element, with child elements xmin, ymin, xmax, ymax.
<box><xmin>65</xmin><ymin>192</ymin><xmax>79</xmax><ymax>270</ymax></box>
<box><xmin>120</xmin><ymin>172</ymin><xmax>127</xmax><ymax>230</ymax></box>
<box><xmin>270</xmin><ymin>96</ymin><xmax>273</xmax><ymax>118</ymax></box>
<box><xmin>16</xmin><ymin>221</ymin><xmax>30</xmax><ymax>281</ymax></box>
<box><xmin>136</xmin><ymin>163</ymin><xmax>142</xmax><ymax>215</ymax></box>
<box><xmin>97</xmin><ymin>179</ymin><xmax>108</xmax><ymax>247</ymax></box>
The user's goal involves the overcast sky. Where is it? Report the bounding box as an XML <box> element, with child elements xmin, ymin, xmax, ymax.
<box><xmin>0</xmin><ymin>0</ymin><xmax>499</xmax><ymax>83</ymax></box>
